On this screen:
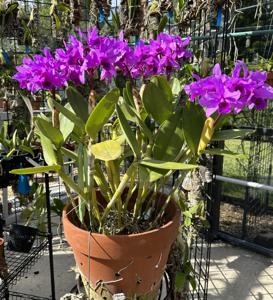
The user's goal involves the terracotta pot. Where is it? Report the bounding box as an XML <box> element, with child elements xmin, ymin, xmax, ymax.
<box><xmin>63</xmin><ymin>193</ymin><xmax>180</xmax><ymax>297</ymax></box>
<box><xmin>0</xmin><ymin>238</ymin><xmax>7</xmax><ymax>279</ymax></box>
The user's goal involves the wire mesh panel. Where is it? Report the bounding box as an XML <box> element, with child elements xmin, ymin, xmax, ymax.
<box><xmin>207</xmin><ymin>0</ymin><xmax>273</xmax><ymax>255</ymax></box>
<box><xmin>0</xmin><ymin>0</ymin><xmax>216</xmax><ymax>299</ymax></box>
<box><xmin>8</xmin><ymin>291</ymin><xmax>50</xmax><ymax>300</ymax></box>
<box><xmin>0</xmin><ymin>236</ymin><xmax>48</xmax><ymax>299</ymax></box>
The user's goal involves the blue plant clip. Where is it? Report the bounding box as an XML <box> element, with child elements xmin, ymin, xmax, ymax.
<box><xmin>168</xmin><ymin>10</ymin><xmax>173</xmax><ymax>19</ymax></box>
<box><xmin>18</xmin><ymin>174</ymin><xmax>30</xmax><ymax>195</ymax></box>
<box><xmin>1</xmin><ymin>48</ymin><xmax>10</xmax><ymax>65</ymax></box>
<box><xmin>216</xmin><ymin>5</ymin><xmax>222</xmax><ymax>28</ymax></box>
<box><xmin>25</xmin><ymin>45</ymin><xmax>30</xmax><ymax>54</ymax></box>
<box><xmin>135</xmin><ymin>35</ymin><xmax>140</xmax><ymax>45</ymax></box>
<box><xmin>99</xmin><ymin>7</ymin><xmax>105</xmax><ymax>25</ymax></box>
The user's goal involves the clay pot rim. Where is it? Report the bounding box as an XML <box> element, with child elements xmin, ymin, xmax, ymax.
<box><xmin>63</xmin><ymin>197</ymin><xmax>180</xmax><ymax>239</ymax></box>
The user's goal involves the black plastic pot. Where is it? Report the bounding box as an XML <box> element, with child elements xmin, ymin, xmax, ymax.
<box><xmin>7</xmin><ymin>224</ymin><xmax>38</xmax><ymax>253</ymax></box>
<box><xmin>0</xmin><ymin>152</ymin><xmax>40</xmax><ymax>188</ymax></box>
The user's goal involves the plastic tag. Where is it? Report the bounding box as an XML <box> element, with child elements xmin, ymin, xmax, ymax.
<box><xmin>113</xmin><ymin>294</ymin><xmax>126</xmax><ymax>300</ymax></box>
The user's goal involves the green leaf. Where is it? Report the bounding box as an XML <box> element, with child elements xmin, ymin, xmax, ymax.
<box><xmin>123</xmin><ymin>103</ymin><xmax>153</xmax><ymax>140</ymax></box>
<box><xmin>153</xmin><ymin>110</ymin><xmax>184</xmax><ymax>161</ymax></box>
<box><xmin>175</xmin><ymin>272</ymin><xmax>187</xmax><ymax>291</ymax></box>
<box><xmin>66</xmin><ymin>86</ymin><xmax>89</xmax><ymax>123</ymax></box>
<box><xmin>47</xmin><ymin>97</ymin><xmax>85</xmax><ymax>130</ymax></box>
<box><xmin>205</xmin><ymin>149</ymin><xmax>246</xmax><ymax>159</ymax></box>
<box><xmin>40</xmin><ymin>135</ymin><xmax>57</xmax><ymax>165</ymax></box>
<box><xmin>189</xmin><ymin>276</ymin><xmax>197</xmax><ymax>290</ymax></box>
<box><xmin>139</xmin><ymin>165</ymin><xmax>167</xmax><ymax>183</ymax></box>
<box><xmin>57</xmin><ymin>2</ymin><xmax>70</xmax><ymax>11</ymax></box>
<box><xmin>212</xmin><ymin>129</ymin><xmax>254</xmax><ymax>141</ymax></box>
<box><xmin>158</xmin><ymin>15</ymin><xmax>168</xmax><ymax>33</ymax></box>
<box><xmin>53</xmin><ymin>13</ymin><xmax>61</xmax><ymax>30</ymax></box>
<box><xmin>116</xmin><ymin>105</ymin><xmax>140</xmax><ymax>157</ymax></box>
<box><xmin>59</xmin><ymin>104</ymin><xmax>75</xmax><ymax>141</ymax></box>
<box><xmin>140</xmin><ymin>159</ymin><xmax>197</xmax><ymax>170</ymax></box>
<box><xmin>85</xmin><ymin>88</ymin><xmax>120</xmax><ymax>139</ymax></box>
<box><xmin>61</xmin><ymin>147</ymin><xmax>78</xmax><ymax>161</ymax></box>
<box><xmin>92</xmin><ymin>140</ymin><xmax>122</xmax><ymax>161</ymax></box>
<box><xmin>36</xmin><ymin>118</ymin><xmax>64</xmax><ymax>149</ymax></box>
<box><xmin>5</xmin><ymin>2</ymin><xmax>18</xmax><ymax>15</ymax></box>
<box><xmin>124</xmin><ymin>81</ymin><xmax>135</xmax><ymax>107</ymax></box>
<box><xmin>51</xmin><ymin>198</ymin><xmax>65</xmax><ymax>216</ymax></box>
<box><xmin>19</xmin><ymin>145</ymin><xmax>34</xmax><ymax>157</ymax></box>
<box><xmin>170</xmin><ymin>78</ymin><xmax>182</xmax><ymax>97</ymax></box>
<box><xmin>182</xmin><ymin>102</ymin><xmax>206</xmax><ymax>155</ymax></box>
<box><xmin>20</xmin><ymin>94</ymin><xmax>33</xmax><ymax>124</ymax></box>
<box><xmin>151</xmin><ymin>76</ymin><xmax>173</xmax><ymax>103</ymax></box>
<box><xmin>10</xmin><ymin>165</ymin><xmax>61</xmax><ymax>175</ymax></box>
<box><xmin>142</xmin><ymin>81</ymin><xmax>172</xmax><ymax>124</ymax></box>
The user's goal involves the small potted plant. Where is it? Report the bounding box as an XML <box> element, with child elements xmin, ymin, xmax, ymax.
<box><xmin>0</xmin><ymin>123</ymin><xmax>38</xmax><ymax>188</ymax></box>
<box><xmin>11</xmin><ymin>28</ymin><xmax>273</xmax><ymax>298</ymax></box>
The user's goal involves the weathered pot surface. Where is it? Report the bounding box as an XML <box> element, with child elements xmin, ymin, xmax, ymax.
<box><xmin>63</xmin><ymin>193</ymin><xmax>180</xmax><ymax>297</ymax></box>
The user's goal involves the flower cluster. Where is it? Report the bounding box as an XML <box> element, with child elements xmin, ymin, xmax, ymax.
<box><xmin>185</xmin><ymin>62</ymin><xmax>273</xmax><ymax>116</ymax></box>
<box><xmin>13</xmin><ymin>49</ymin><xmax>66</xmax><ymax>93</ymax></box>
<box><xmin>13</xmin><ymin>27</ymin><xmax>191</xmax><ymax>93</ymax></box>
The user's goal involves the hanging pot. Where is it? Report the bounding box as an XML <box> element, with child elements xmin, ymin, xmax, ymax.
<box><xmin>7</xmin><ymin>224</ymin><xmax>37</xmax><ymax>253</ymax></box>
<box><xmin>63</xmin><ymin>191</ymin><xmax>180</xmax><ymax>298</ymax></box>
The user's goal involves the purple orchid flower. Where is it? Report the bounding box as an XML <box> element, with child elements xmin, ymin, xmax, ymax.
<box><xmin>185</xmin><ymin>61</ymin><xmax>273</xmax><ymax>116</ymax></box>
<box><xmin>13</xmin><ymin>27</ymin><xmax>192</xmax><ymax>92</ymax></box>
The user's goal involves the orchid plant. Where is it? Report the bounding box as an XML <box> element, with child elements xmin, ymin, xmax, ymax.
<box><xmin>11</xmin><ymin>27</ymin><xmax>273</xmax><ymax>235</ymax></box>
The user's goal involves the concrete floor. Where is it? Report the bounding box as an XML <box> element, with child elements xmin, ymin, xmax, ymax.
<box><xmin>208</xmin><ymin>242</ymin><xmax>273</xmax><ymax>300</ymax></box>
<box><xmin>11</xmin><ymin>241</ymin><xmax>273</xmax><ymax>299</ymax></box>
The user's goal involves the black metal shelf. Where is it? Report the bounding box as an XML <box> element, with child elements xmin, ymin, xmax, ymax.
<box><xmin>0</xmin><ymin>237</ymin><xmax>48</xmax><ymax>299</ymax></box>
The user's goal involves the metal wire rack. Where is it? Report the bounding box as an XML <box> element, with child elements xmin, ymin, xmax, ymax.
<box><xmin>0</xmin><ymin>235</ymin><xmax>49</xmax><ymax>299</ymax></box>
<box><xmin>7</xmin><ymin>291</ymin><xmax>50</xmax><ymax>300</ymax></box>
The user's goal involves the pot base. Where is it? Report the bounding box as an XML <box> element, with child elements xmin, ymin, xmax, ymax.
<box><xmin>63</xmin><ymin>192</ymin><xmax>180</xmax><ymax>297</ymax></box>
<box><xmin>81</xmin><ymin>272</ymin><xmax>159</xmax><ymax>300</ymax></box>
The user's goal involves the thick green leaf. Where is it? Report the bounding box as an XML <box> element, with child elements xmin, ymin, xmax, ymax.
<box><xmin>119</xmin><ymin>102</ymin><xmax>135</xmax><ymax>122</ymax></box>
<box><xmin>10</xmin><ymin>165</ymin><xmax>61</xmax><ymax>175</ymax></box>
<box><xmin>142</xmin><ymin>81</ymin><xmax>172</xmax><ymax>124</ymax></box>
<box><xmin>20</xmin><ymin>94</ymin><xmax>33</xmax><ymax>124</ymax></box>
<box><xmin>205</xmin><ymin>149</ymin><xmax>246</xmax><ymax>159</ymax></box>
<box><xmin>139</xmin><ymin>165</ymin><xmax>166</xmax><ymax>182</ymax></box>
<box><xmin>151</xmin><ymin>76</ymin><xmax>173</xmax><ymax>103</ymax></box>
<box><xmin>5</xmin><ymin>3</ymin><xmax>18</xmax><ymax>14</ymax></box>
<box><xmin>158</xmin><ymin>15</ymin><xmax>168</xmax><ymax>33</ymax></box>
<box><xmin>92</xmin><ymin>140</ymin><xmax>122</xmax><ymax>161</ymax></box>
<box><xmin>19</xmin><ymin>145</ymin><xmax>34</xmax><ymax>157</ymax></box>
<box><xmin>66</xmin><ymin>86</ymin><xmax>89</xmax><ymax>123</ymax></box>
<box><xmin>59</xmin><ymin>104</ymin><xmax>75</xmax><ymax>141</ymax></box>
<box><xmin>123</xmin><ymin>81</ymin><xmax>135</xmax><ymax>107</ymax></box>
<box><xmin>85</xmin><ymin>88</ymin><xmax>120</xmax><ymax>139</ymax></box>
<box><xmin>36</xmin><ymin>118</ymin><xmax>64</xmax><ymax>149</ymax></box>
<box><xmin>175</xmin><ymin>272</ymin><xmax>187</xmax><ymax>291</ymax></box>
<box><xmin>61</xmin><ymin>147</ymin><xmax>78</xmax><ymax>161</ymax></box>
<box><xmin>171</xmin><ymin>78</ymin><xmax>182</xmax><ymax>97</ymax></box>
<box><xmin>212</xmin><ymin>129</ymin><xmax>254</xmax><ymax>141</ymax></box>
<box><xmin>123</xmin><ymin>103</ymin><xmax>153</xmax><ymax>140</ymax></box>
<box><xmin>47</xmin><ymin>97</ymin><xmax>85</xmax><ymax>130</ymax></box>
<box><xmin>153</xmin><ymin>110</ymin><xmax>184</xmax><ymax>160</ymax></box>
<box><xmin>40</xmin><ymin>135</ymin><xmax>57</xmax><ymax>165</ymax></box>
<box><xmin>116</xmin><ymin>105</ymin><xmax>140</xmax><ymax>157</ymax></box>
<box><xmin>182</xmin><ymin>102</ymin><xmax>206</xmax><ymax>155</ymax></box>
<box><xmin>140</xmin><ymin>159</ymin><xmax>197</xmax><ymax>170</ymax></box>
